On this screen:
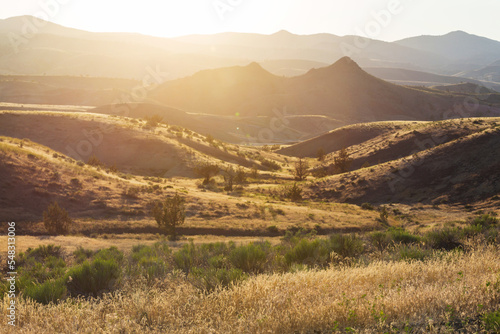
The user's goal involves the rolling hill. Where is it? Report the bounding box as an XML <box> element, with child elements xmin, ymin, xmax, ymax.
<box><xmin>299</xmin><ymin>118</ymin><xmax>500</xmax><ymax>204</ymax></box>
<box><xmin>0</xmin><ymin>111</ymin><xmax>264</xmax><ymax>178</ymax></box>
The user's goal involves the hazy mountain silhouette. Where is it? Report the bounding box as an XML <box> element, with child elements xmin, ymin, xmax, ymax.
<box><xmin>2</xmin><ymin>16</ymin><xmax>500</xmax><ymax>81</ymax></box>
<box><xmin>396</xmin><ymin>31</ymin><xmax>500</xmax><ymax>66</ymax></box>
<box><xmin>149</xmin><ymin>57</ymin><xmax>497</xmax><ymax>124</ymax></box>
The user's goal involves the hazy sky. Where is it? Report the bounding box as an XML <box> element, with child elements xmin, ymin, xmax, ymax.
<box><xmin>1</xmin><ymin>0</ymin><xmax>499</xmax><ymax>41</ymax></box>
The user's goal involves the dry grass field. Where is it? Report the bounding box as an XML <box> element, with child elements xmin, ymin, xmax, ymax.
<box><xmin>1</xmin><ymin>242</ymin><xmax>499</xmax><ymax>333</ymax></box>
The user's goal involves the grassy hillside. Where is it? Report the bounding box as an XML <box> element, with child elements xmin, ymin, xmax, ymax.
<box><xmin>300</xmin><ymin>118</ymin><xmax>500</xmax><ymax>205</ymax></box>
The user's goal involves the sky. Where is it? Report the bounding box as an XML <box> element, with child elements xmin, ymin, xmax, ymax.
<box><xmin>1</xmin><ymin>0</ymin><xmax>500</xmax><ymax>41</ymax></box>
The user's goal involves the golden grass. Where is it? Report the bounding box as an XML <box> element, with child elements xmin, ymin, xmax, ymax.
<box><xmin>2</xmin><ymin>244</ymin><xmax>499</xmax><ymax>333</ymax></box>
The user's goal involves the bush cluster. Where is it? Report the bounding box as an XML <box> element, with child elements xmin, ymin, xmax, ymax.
<box><xmin>4</xmin><ymin>214</ymin><xmax>498</xmax><ymax>305</ymax></box>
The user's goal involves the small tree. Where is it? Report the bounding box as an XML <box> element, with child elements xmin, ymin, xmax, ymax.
<box><xmin>145</xmin><ymin>114</ymin><xmax>163</xmax><ymax>127</ymax></box>
<box><xmin>223</xmin><ymin>167</ymin><xmax>235</xmax><ymax>191</ymax></box>
<box><xmin>316</xmin><ymin>147</ymin><xmax>326</xmax><ymax>162</ymax></box>
<box><xmin>152</xmin><ymin>193</ymin><xmax>185</xmax><ymax>240</ymax></box>
<box><xmin>293</xmin><ymin>158</ymin><xmax>310</xmax><ymax>181</ymax></box>
<box><xmin>194</xmin><ymin>162</ymin><xmax>220</xmax><ymax>185</ymax></box>
<box><xmin>87</xmin><ymin>154</ymin><xmax>103</xmax><ymax>167</ymax></box>
<box><xmin>205</xmin><ymin>134</ymin><xmax>215</xmax><ymax>144</ymax></box>
<box><xmin>284</xmin><ymin>183</ymin><xmax>303</xmax><ymax>202</ymax></box>
<box><xmin>43</xmin><ymin>202</ymin><xmax>71</xmax><ymax>235</ymax></box>
<box><xmin>235</xmin><ymin>166</ymin><xmax>247</xmax><ymax>184</ymax></box>
<box><xmin>250</xmin><ymin>165</ymin><xmax>259</xmax><ymax>180</ymax></box>
<box><xmin>334</xmin><ymin>147</ymin><xmax>353</xmax><ymax>173</ymax></box>
<box><xmin>379</xmin><ymin>206</ymin><xmax>389</xmax><ymax>224</ymax></box>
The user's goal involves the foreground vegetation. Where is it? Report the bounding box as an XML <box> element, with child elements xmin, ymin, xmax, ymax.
<box><xmin>1</xmin><ymin>214</ymin><xmax>499</xmax><ymax>333</ymax></box>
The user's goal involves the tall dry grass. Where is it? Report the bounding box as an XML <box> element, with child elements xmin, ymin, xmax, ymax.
<box><xmin>2</xmin><ymin>244</ymin><xmax>499</xmax><ymax>333</ymax></box>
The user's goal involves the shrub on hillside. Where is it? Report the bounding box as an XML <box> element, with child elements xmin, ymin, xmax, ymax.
<box><xmin>229</xmin><ymin>242</ymin><xmax>269</xmax><ymax>273</ymax></box>
<box><xmin>145</xmin><ymin>114</ymin><xmax>163</xmax><ymax>127</ymax></box>
<box><xmin>425</xmin><ymin>227</ymin><xmax>462</xmax><ymax>250</ymax></box>
<box><xmin>43</xmin><ymin>202</ymin><xmax>71</xmax><ymax>235</ymax></box>
<box><xmin>73</xmin><ymin>247</ymin><xmax>94</xmax><ymax>264</ymax></box>
<box><xmin>285</xmin><ymin>239</ymin><xmax>329</xmax><ymax>267</ymax></box>
<box><xmin>387</xmin><ymin>228</ymin><xmax>421</xmax><ymax>244</ymax></box>
<box><xmin>194</xmin><ymin>162</ymin><xmax>220</xmax><ymax>185</ymax></box>
<box><xmin>293</xmin><ymin>158</ymin><xmax>310</xmax><ymax>181</ymax></box>
<box><xmin>152</xmin><ymin>193</ymin><xmax>186</xmax><ymax>240</ymax></box>
<box><xmin>260</xmin><ymin>159</ymin><xmax>281</xmax><ymax>171</ymax></box>
<box><xmin>283</xmin><ymin>183</ymin><xmax>303</xmax><ymax>202</ymax></box>
<box><xmin>327</xmin><ymin>233</ymin><xmax>364</xmax><ymax>258</ymax></box>
<box><xmin>66</xmin><ymin>257</ymin><xmax>120</xmax><ymax>296</ymax></box>
<box><xmin>87</xmin><ymin>154</ymin><xmax>103</xmax><ymax>167</ymax></box>
<box><xmin>23</xmin><ymin>278</ymin><xmax>67</xmax><ymax>305</ymax></box>
<box><xmin>469</xmin><ymin>213</ymin><xmax>498</xmax><ymax>228</ymax></box>
<box><xmin>333</xmin><ymin>147</ymin><xmax>353</xmax><ymax>173</ymax></box>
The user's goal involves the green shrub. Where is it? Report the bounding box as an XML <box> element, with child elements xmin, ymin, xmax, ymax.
<box><xmin>361</xmin><ymin>203</ymin><xmax>374</xmax><ymax>210</ymax></box>
<box><xmin>281</xmin><ymin>228</ymin><xmax>317</xmax><ymax>245</ymax></box>
<box><xmin>229</xmin><ymin>242</ymin><xmax>269</xmax><ymax>273</ymax></box>
<box><xmin>131</xmin><ymin>244</ymin><xmax>154</xmax><ymax>263</ymax></box>
<box><xmin>369</xmin><ymin>231</ymin><xmax>391</xmax><ymax>251</ymax></box>
<box><xmin>20</xmin><ymin>244</ymin><xmax>62</xmax><ymax>264</ymax></box>
<box><xmin>130</xmin><ymin>244</ymin><xmax>171</xmax><ymax>282</ymax></box>
<box><xmin>470</xmin><ymin>214</ymin><xmax>498</xmax><ymax>228</ymax></box>
<box><xmin>483</xmin><ymin>310</ymin><xmax>500</xmax><ymax>332</ymax></box>
<box><xmin>66</xmin><ymin>258</ymin><xmax>120</xmax><ymax>296</ymax></box>
<box><xmin>425</xmin><ymin>227</ymin><xmax>462</xmax><ymax>250</ymax></box>
<box><xmin>18</xmin><ymin>257</ymin><xmax>66</xmax><ymax>285</ymax></box>
<box><xmin>23</xmin><ymin>278</ymin><xmax>67</xmax><ymax>305</ymax></box>
<box><xmin>397</xmin><ymin>244</ymin><xmax>432</xmax><ymax>261</ymax></box>
<box><xmin>73</xmin><ymin>247</ymin><xmax>94</xmax><ymax>264</ymax></box>
<box><xmin>95</xmin><ymin>246</ymin><xmax>124</xmax><ymax>263</ymax></box>
<box><xmin>285</xmin><ymin>239</ymin><xmax>328</xmax><ymax>267</ymax></box>
<box><xmin>379</xmin><ymin>207</ymin><xmax>389</xmax><ymax>224</ymax></box>
<box><xmin>208</xmin><ymin>254</ymin><xmax>227</xmax><ymax>269</ymax></box>
<box><xmin>387</xmin><ymin>228</ymin><xmax>421</xmax><ymax>244</ymax></box>
<box><xmin>138</xmin><ymin>257</ymin><xmax>169</xmax><ymax>282</ymax></box>
<box><xmin>174</xmin><ymin>242</ymin><xmax>198</xmax><ymax>273</ymax></box>
<box><xmin>328</xmin><ymin>233</ymin><xmax>364</xmax><ymax>258</ymax></box>
<box><xmin>461</xmin><ymin>224</ymin><xmax>484</xmax><ymax>238</ymax></box>
<box><xmin>43</xmin><ymin>202</ymin><xmax>71</xmax><ymax>235</ymax></box>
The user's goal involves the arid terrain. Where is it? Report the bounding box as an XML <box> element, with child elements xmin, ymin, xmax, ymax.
<box><xmin>1</xmin><ymin>14</ymin><xmax>500</xmax><ymax>333</ymax></box>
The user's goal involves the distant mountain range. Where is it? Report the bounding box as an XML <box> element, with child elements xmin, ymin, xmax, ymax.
<box><xmin>1</xmin><ymin>16</ymin><xmax>500</xmax><ymax>88</ymax></box>
<box><xmin>149</xmin><ymin>57</ymin><xmax>500</xmax><ymax>119</ymax></box>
